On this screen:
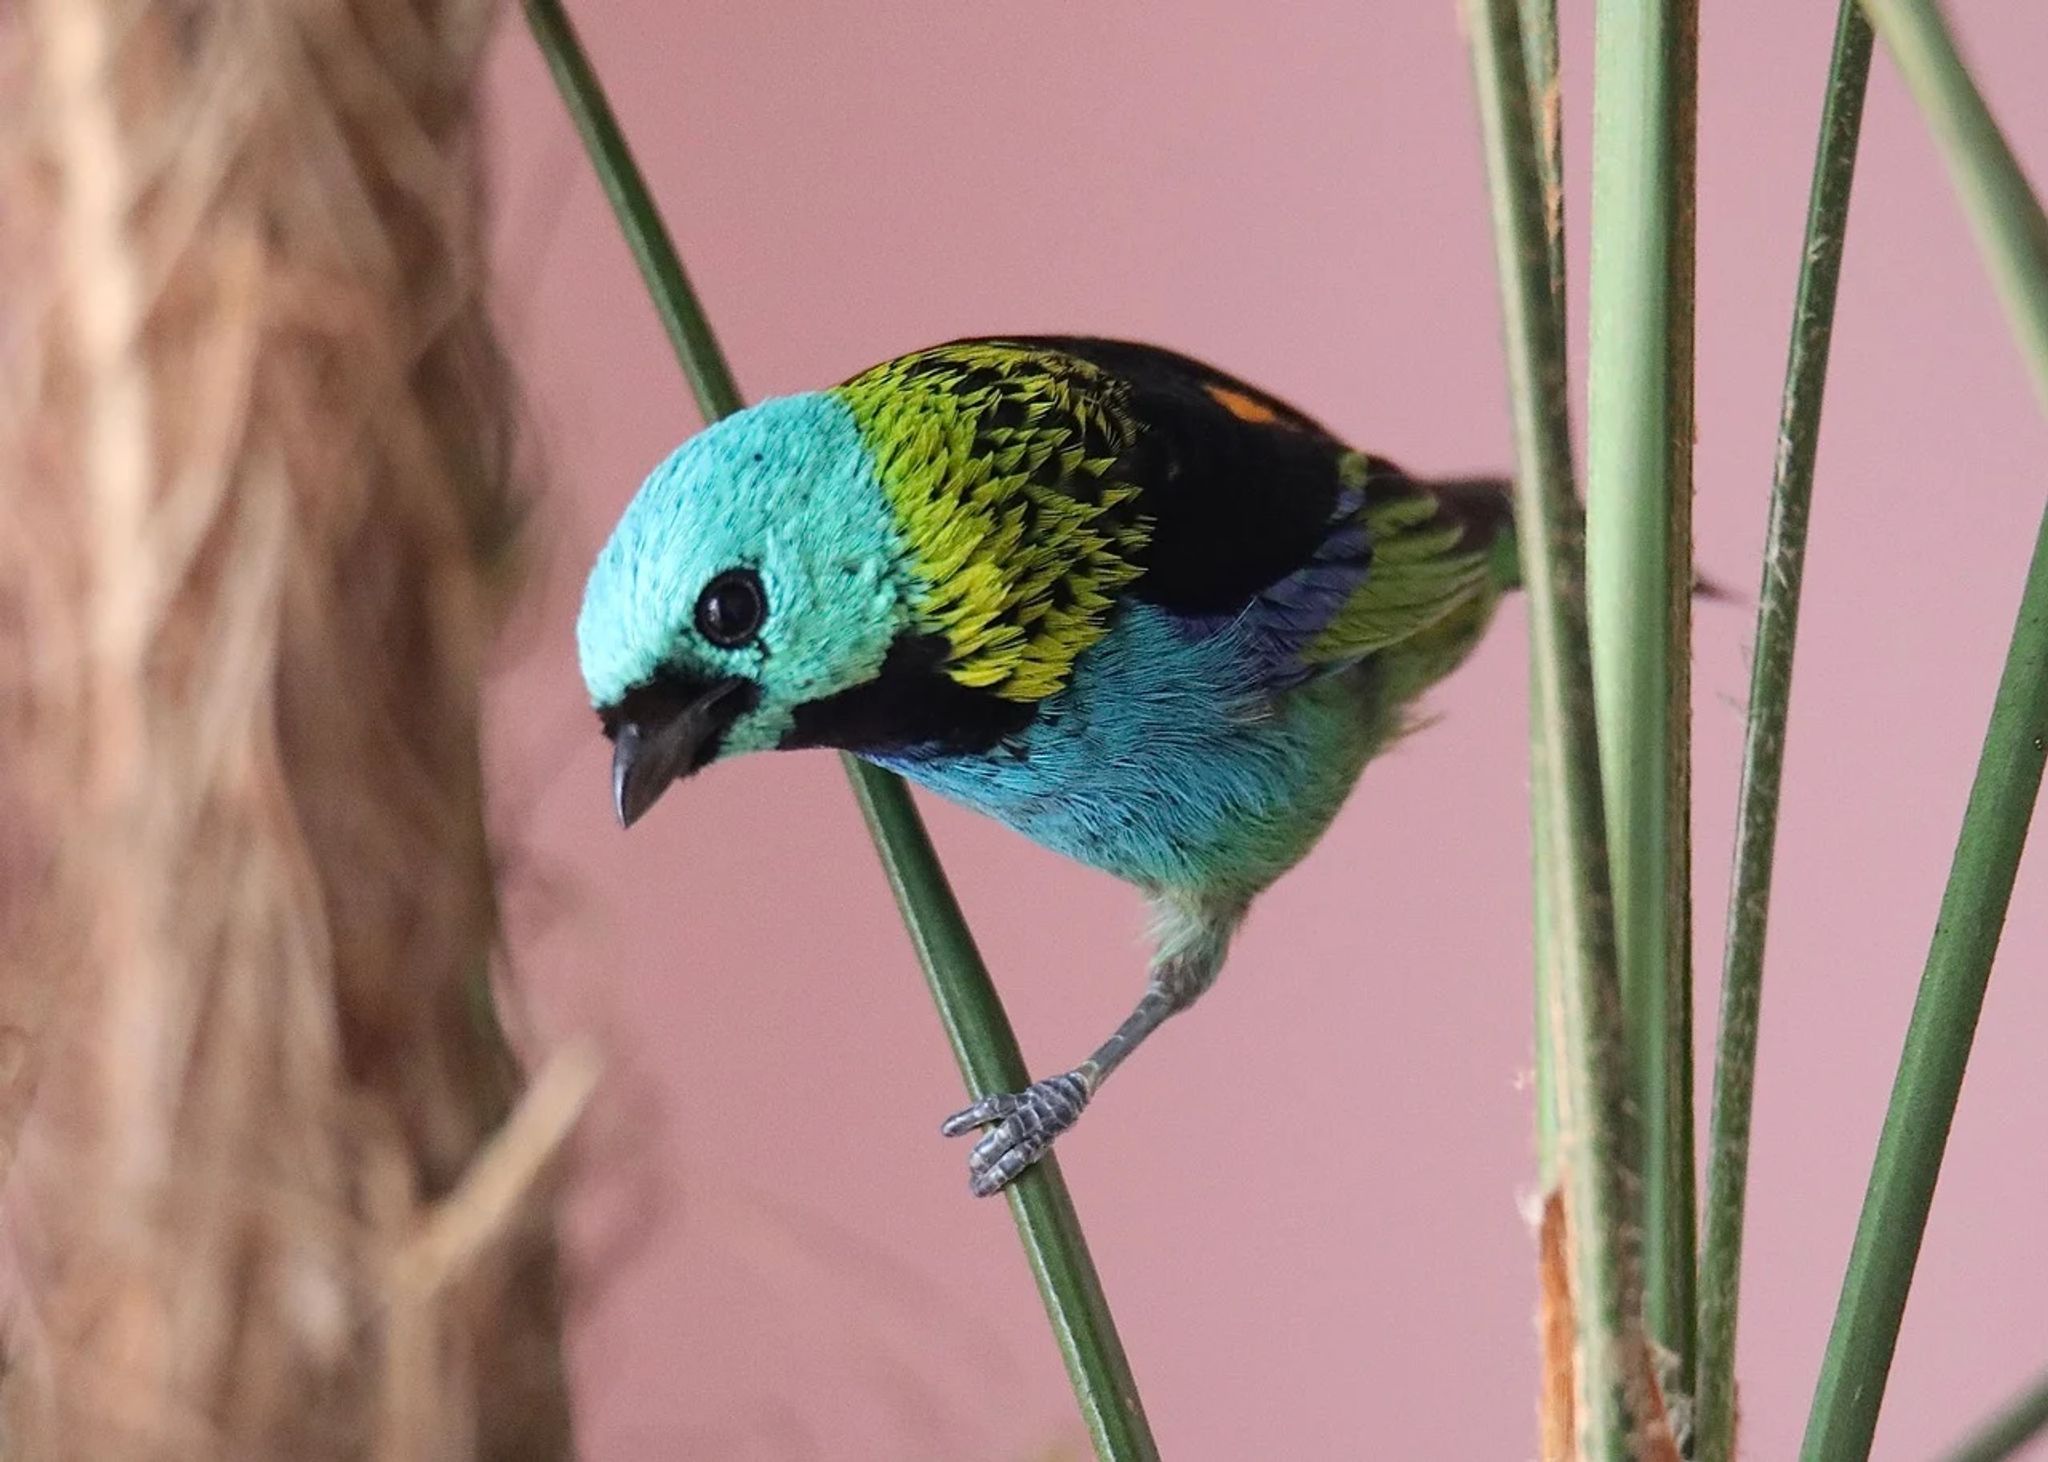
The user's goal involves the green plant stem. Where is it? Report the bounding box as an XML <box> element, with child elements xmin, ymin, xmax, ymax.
<box><xmin>520</xmin><ymin>5</ymin><xmax>1157</xmax><ymax>1456</ymax></box>
<box><xmin>1800</xmin><ymin>506</ymin><xmax>2048</xmax><ymax>1452</ymax></box>
<box><xmin>1801</xmin><ymin>5</ymin><xmax>2048</xmax><ymax>1456</ymax></box>
<box><xmin>1517</xmin><ymin>0</ymin><xmax>1566</xmax><ymax>1189</ymax></box>
<box><xmin>1939</xmin><ymin>1365</ymin><xmax>2048</xmax><ymax>1462</ymax></box>
<box><xmin>1466</xmin><ymin>3</ymin><xmax>1642</xmax><ymax>1455</ymax></box>
<box><xmin>1856</xmin><ymin>0</ymin><xmax>2048</xmax><ymax>413</ymax></box>
<box><xmin>521</xmin><ymin>0</ymin><xmax>740</xmax><ymax>421</ymax></box>
<box><xmin>1531</xmin><ymin>726</ymin><xmax>1564</xmax><ymax>1184</ymax></box>
<box><xmin>1586</xmin><ymin>0</ymin><xmax>1699</xmax><ymax>1384</ymax></box>
<box><xmin>1693</xmin><ymin>10</ymin><xmax>1874</xmax><ymax>1462</ymax></box>
<box><xmin>847</xmin><ymin>766</ymin><xmax>1155</xmax><ymax>1460</ymax></box>
<box><xmin>1518</xmin><ymin>0</ymin><xmax>1567</xmax><ymax>337</ymax></box>
<box><xmin>1797</xmin><ymin>496</ymin><xmax>2048</xmax><ymax>1462</ymax></box>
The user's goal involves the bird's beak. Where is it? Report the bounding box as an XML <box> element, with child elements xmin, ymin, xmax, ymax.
<box><xmin>608</xmin><ymin>676</ymin><xmax>753</xmax><ymax>828</ymax></box>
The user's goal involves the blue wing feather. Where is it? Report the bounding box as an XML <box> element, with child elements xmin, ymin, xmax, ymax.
<box><xmin>1166</xmin><ymin>481</ymin><xmax>1374</xmax><ymax>693</ymax></box>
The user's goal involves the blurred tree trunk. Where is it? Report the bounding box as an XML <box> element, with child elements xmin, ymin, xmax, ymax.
<box><xmin>0</xmin><ymin>1</ymin><xmax>577</xmax><ymax>1456</ymax></box>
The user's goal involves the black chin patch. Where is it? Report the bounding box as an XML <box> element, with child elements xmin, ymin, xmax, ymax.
<box><xmin>601</xmin><ymin>673</ymin><xmax>759</xmax><ymax>772</ymax></box>
<box><xmin>782</xmin><ymin>632</ymin><xmax>1034</xmax><ymax>757</ymax></box>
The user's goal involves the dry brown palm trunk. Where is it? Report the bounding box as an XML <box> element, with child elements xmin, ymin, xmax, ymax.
<box><xmin>0</xmin><ymin>1</ymin><xmax>579</xmax><ymax>1456</ymax></box>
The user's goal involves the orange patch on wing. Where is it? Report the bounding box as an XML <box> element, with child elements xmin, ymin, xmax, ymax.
<box><xmin>1204</xmin><ymin>383</ymin><xmax>1282</xmax><ymax>425</ymax></box>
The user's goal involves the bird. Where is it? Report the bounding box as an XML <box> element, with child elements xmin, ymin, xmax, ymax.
<box><xmin>577</xmin><ymin>336</ymin><xmax>1520</xmax><ymax>1197</ymax></box>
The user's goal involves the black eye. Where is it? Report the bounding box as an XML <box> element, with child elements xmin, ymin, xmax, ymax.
<box><xmin>694</xmin><ymin>568</ymin><xmax>766</xmax><ymax>647</ymax></box>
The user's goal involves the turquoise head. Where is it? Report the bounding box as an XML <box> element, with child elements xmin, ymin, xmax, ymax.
<box><xmin>577</xmin><ymin>392</ymin><xmax>912</xmax><ymax>825</ymax></box>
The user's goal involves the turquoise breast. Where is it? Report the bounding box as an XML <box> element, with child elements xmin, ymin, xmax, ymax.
<box><xmin>867</xmin><ymin>603</ymin><xmax>1387</xmax><ymax>898</ymax></box>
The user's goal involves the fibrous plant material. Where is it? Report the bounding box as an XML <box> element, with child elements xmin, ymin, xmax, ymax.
<box><xmin>1536</xmin><ymin>1191</ymin><xmax>1576</xmax><ymax>1462</ymax></box>
<box><xmin>0</xmin><ymin>1</ymin><xmax>579</xmax><ymax>1456</ymax></box>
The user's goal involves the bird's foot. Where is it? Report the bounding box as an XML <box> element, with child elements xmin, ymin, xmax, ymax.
<box><xmin>939</xmin><ymin>1069</ymin><xmax>1093</xmax><ymax>1197</ymax></box>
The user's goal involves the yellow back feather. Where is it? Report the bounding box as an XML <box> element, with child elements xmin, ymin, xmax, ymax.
<box><xmin>836</xmin><ymin>343</ymin><xmax>1153</xmax><ymax>702</ymax></box>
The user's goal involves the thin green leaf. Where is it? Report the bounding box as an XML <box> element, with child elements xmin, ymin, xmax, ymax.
<box><xmin>1464</xmin><ymin>2</ymin><xmax>1646</xmax><ymax>1454</ymax></box>
<box><xmin>1939</xmin><ymin>1364</ymin><xmax>2048</xmax><ymax>1462</ymax></box>
<box><xmin>847</xmin><ymin>766</ymin><xmax>1156</xmax><ymax>1461</ymax></box>
<box><xmin>1694</xmin><ymin>9</ymin><xmax>1874</xmax><ymax>1461</ymax></box>
<box><xmin>520</xmin><ymin>0</ymin><xmax>740</xmax><ymax>421</ymax></box>
<box><xmin>1518</xmin><ymin>0</ymin><xmax>1567</xmax><ymax>339</ymax></box>
<box><xmin>1801</xmin><ymin>4</ymin><xmax>2048</xmax><ymax>1456</ymax></box>
<box><xmin>1798</xmin><ymin>504</ymin><xmax>2048</xmax><ymax>1462</ymax></box>
<box><xmin>520</xmin><ymin>5</ymin><xmax>1157</xmax><ymax>1456</ymax></box>
<box><xmin>1516</xmin><ymin>0</ymin><xmax>1566</xmax><ymax>1188</ymax></box>
<box><xmin>1856</xmin><ymin>0</ymin><xmax>2048</xmax><ymax>413</ymax></box>
<box><xmin>1586</xmin><ymin>0</ymin><xmax>1700</xmax><ymax>1382</ymax></box>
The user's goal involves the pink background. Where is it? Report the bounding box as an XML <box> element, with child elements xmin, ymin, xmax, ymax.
<box><xmin>483</xmin><ymin>3</ymin><xmax>2048</xmax><ymax>1458</ymax></box>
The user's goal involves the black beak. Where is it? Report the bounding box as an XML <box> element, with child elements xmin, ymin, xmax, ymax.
<box><xmin>607</xmin><ymin>676</ymin><xmax>753</xmax><ymax>828</ymax></box>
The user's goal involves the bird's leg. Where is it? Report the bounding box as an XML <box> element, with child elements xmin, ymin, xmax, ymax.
<box><xmin>940</xmin><ymin>892</ymin><xmax>1239</xmax><ymax>1197</ymax></box>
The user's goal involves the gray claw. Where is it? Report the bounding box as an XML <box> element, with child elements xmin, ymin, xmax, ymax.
<box><xmin>940</xmin><ymin>1070</ymin><xmax>1093</xmax><ymax>1197</ymax></box>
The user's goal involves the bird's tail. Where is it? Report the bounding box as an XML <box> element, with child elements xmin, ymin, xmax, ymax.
<box><xmin>1425</xmin><ymin>474</ymin><xmax>1734</xmax><ymax>603</ymax></box>
<box><xmin>1422</xmin><ymin>476</ymin><xmax>1520</xmax><ymax>590</ymax></box>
